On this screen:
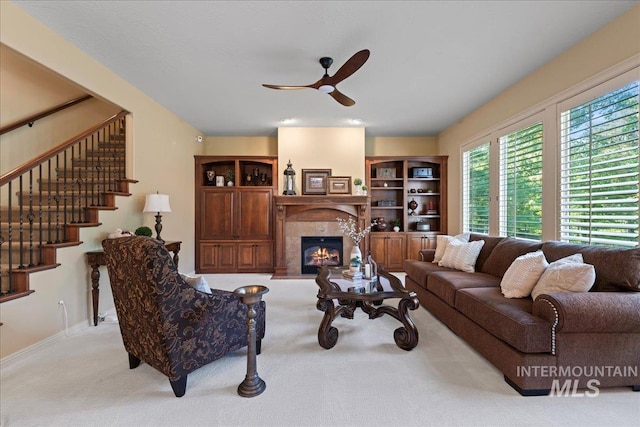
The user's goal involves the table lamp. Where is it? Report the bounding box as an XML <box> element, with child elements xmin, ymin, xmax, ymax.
<box><xmin>143</xmin><ymin>192</ymin><xmax>171</xmax><ymax>242</ymax></box>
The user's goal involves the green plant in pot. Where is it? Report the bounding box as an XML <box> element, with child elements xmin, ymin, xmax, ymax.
<box><xmin>135</xmin><ymin>226</ymin><xmax>153</xmax><ymax>237</ymax></box>
<box><xmin>391</xmin><ymin>219</ymin><xmax>401</xmax><ymax>232</ymax></box>
<box><xmin>225</xmin><ymin>169</ymin><xmax>235</xmax><ymax>186</ymax></box>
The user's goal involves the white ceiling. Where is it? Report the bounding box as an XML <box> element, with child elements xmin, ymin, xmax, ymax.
<box><xmin>14</xmin><ymin>0</ymin><xmax>639</xmax><ymax>137</ymax></box>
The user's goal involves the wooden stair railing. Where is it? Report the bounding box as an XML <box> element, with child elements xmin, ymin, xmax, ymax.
<box><xmin>0</xmin><ymin>95</ymin><xmax>92</xmax><ymax>136</ymax></box>
<box><xmin>0</xmin><ymin>110</ymin><xmax>137</xmax><ymax>302</ymax></box>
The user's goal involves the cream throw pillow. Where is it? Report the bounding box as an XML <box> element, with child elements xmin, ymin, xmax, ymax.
<box><xmin>500</xmin><ymin>250</ymin><xmax>549</xmax><ymax>298</ymax></box>
<box><xmin>180</xmin><ymin>274</ymin><xmax>212</xmax><ymax>294</ymax></box>
<box><xmin>433</xmin><ymin>233</ymin><xmax>470</xmax><ymax>263</ymax></box>
<box><xmin>531</xmin><ymin>254</ymin><xmax>595</xmax><ymax>300</ymax></box>
<box><xmin>438</xmin><ymin>239</ymin><xmax>484</xmax><ymax>273</ymax></box>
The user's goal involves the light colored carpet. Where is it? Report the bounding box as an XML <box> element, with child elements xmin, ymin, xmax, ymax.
<box><xmin>1</xmin><ymin>273</ymin><xmax>638</xmax><ymax>427</ymax></box>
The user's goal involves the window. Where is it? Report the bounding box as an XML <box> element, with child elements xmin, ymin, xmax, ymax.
<box><xmin>462</xmin><ymin>142</ymin><xmax>490</xmax><ymax>234</ymax></box>
<box><xmin>559</xmin><ymin>82</ymin><xmax>639</xmax><ymax>248</ymax></box>
<box><xmin>499</xmin><ymin>122</ymin><xmax>543</xmax><ymax>240</ymax></box>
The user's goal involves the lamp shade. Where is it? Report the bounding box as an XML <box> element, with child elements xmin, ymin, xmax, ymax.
<box><xmin>143</xmin><ymin>193</ymin><xmax>171</xmax><ymax>213</ymax></box>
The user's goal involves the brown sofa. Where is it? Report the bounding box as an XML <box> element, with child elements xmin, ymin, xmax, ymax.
<box><xmin>404</xmin><ymin>233</ymin><xmax>640</xmax><ymax>396</ymax></box>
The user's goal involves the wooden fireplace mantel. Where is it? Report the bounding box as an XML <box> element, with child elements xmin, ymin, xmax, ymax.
<box><xmin>273</xmin><ymin>195</ymin><xmax>371</xmax><ymax>277</ymax></box>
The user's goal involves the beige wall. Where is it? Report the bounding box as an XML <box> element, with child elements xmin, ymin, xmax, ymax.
<box><xmin>438</xmin><ymin>4</ymin><xmax>640</xmax><ymax>235</ymax></box>
<box><xmin>277</xmin><ymin>127</ymin><xmax>366</xmax><ymax>194</ymax></box>
<box><xmin>365</xmin><ymin>136</ymin><xmax>438</xmax><ymax>157</ymax></box>
<box><xmin>0</xmin><ymin>44</ymin><xmax>120</xmax><ymax>175</ymax></box>
<box><xmin>203</xmin><ymin>136</ymin><xmax>277</xmax><ymax>156</ymax></box>
<box><xmin>0</xmin><ymin>2</ymin><xmax>203</xmax><ymax>358</ymax></box>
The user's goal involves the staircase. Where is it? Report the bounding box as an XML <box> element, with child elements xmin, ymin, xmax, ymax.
<box><xmin>0</xmin><ymin>111</ymin><xmax>136</xmax><ymax>302</ymax></box>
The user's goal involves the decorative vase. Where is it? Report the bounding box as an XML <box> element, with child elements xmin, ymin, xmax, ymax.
<box><xmin>350</xmin><ymin>245</ymin><xmax>362</xmax><ymax>267</ymax></box>
<box><xmin>227</xmin><ymin>181</ymin><xmax>233</xmax><ymax>186</ymax></box>
<box><xmin>375</xmin><ymin>217</ymin><xmax>388</xmax><ymax>232</ymax></box>
<box><xmin>355</xmin><ymin>184</ymin><xmax>362</xmax><ymax>195</ymax></box>
<box><xmin>393</xmin><ymin>226</ymin><xmax>400</xmax><ymax>232</ymax></box>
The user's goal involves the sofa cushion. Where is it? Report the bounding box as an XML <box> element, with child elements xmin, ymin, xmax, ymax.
<box><xmin>426</xmin><ymin>270</ymin><xmax>500</xmax><ymax>307</ymax></box>
<box><xmin>438</xmin><ymin>239</ymin><xmax>485</xmax><ymax>273</ymax></box>
<box><xmin>541</xmin><ymin>241</ymin><xmax>640</xmax><ymax>292</ymax></box>
<box><xmin>531</xmin><ymin>254</ymin><xmax>595</xmax><ymax>300</ymax></box>
<box><xmin>455</xmin><ymin>287</ymin><xmax>551</xmax><ymax>353</ymax></box>
<box><xmin>480</xmin><ymin>238</ymin><xmax>543</xmax><ymax>278</ymax></box>
<box><xmin>403</xmin><ymin>259</ymin><xmax>454</xmax><ymax>289</ymax></box>
<box><xmin>469</xmin><ymin>233</ymin><xmax>505</xmax><ymax>272</ymax></box>
<box><xmin>433</xmin><ymin>233</ymin><xmax>470</xmax><ymax>263</ymax></box>
<box><xmin>500</xmin><ymin>250</ymin><xmax>548</xmax><ymax>298</ymax></box>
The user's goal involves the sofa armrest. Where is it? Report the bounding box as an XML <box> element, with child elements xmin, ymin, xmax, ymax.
<box><xmin>533</xmin><ymin>292</ymin><xmax>640</xmax><ymax>334</ymax></box>
<box><xmin>419</xmin><ymin>249</ymin><xmax>435</xmax><ymax>262</ymax></box>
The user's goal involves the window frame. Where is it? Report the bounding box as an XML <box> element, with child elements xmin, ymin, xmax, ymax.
<box><xmin>458</xmin><ymin>58</ymin><xmax>639</xmax><ymax>247</ymax></box>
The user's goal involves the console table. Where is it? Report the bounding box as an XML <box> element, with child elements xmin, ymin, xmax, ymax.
<box><xmin>86</xmin><ymin>240</ymin><xmax>181</xmax><ymax>326</ymax></box>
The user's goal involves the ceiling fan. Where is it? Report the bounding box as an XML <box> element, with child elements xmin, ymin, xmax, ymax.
<box><xmin>262</xmin><ymin>49</ymin><xmax>370</xmax><ymax>107</ymax></box>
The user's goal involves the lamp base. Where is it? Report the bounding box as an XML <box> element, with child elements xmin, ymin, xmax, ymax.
<box><xmin>154</xmin><ymin>213</ymin><xmax>164</xmax><ymax>242</ymax></box>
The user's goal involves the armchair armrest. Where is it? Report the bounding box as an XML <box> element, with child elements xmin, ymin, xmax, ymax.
<box><xmin>533</xmin><ymin>292</ymin><xmax>640</xmax><ymax>334</ymax></box>
<box><xmin>419</xmin><ymin>249</ymin><xmax>435</xmax><ymax>262</ymax></box>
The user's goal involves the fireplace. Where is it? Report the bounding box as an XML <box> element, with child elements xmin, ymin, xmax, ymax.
<box><xmin>300</xmin><ymin>236</ymin><xmax>343</xmax><ymax>275</ymax></box>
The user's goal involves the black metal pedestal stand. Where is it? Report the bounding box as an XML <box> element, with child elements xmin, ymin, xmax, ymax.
<box><xmin>233</xmin><ymin>285</ymin><xmax>269</xmax><ymax>397</ymax></box>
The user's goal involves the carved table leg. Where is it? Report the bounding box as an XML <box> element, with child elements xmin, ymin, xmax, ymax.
<box><xmin>317</xmin><ymin>298</ymin><xmax>340</xmax><ymax>349</ymax></box>
<box><xmin>90</xmin><ymin>262</ymin><xmax>100</xmax><ymax>326</ymax></box>
<box><xmin>393</xmin><ymin>297</ymin><xmax>420</xmax><ymax>351</ymax></box>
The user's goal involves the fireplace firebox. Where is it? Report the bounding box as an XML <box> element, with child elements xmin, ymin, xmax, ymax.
<box><xmin>300</xmin><ymin>236</ymin><xmax>343</xmax><ymax>275</ymax></box>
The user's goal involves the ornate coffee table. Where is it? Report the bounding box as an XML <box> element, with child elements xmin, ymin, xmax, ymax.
<box><xmin>315</xmin><ymin>266</ymin><xmax>420</xmax><ymax>351</ymax></box>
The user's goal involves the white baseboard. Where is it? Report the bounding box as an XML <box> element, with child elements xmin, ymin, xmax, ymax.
<box><xmin>0</xmin><ymin>320</ymin><xmax>90</xmax><ymax>367</ymax></box>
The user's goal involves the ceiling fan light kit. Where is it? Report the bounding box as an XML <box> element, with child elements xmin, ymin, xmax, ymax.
<box><xmin>262</xmin><ymin>49</ymin><xmax>370</xmax><ymax>107</ymax></box>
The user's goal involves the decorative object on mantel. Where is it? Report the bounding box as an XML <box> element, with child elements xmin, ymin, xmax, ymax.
<box><xmin>361</xmin><ymin>184</ymin><xmax>368</xmax><ymax>196</ymax></box>
<box><xmin>327</xmin><ymin>176</ymin><xmax>351</xmax><ymax>194</ymax></box>
<box><xmin>302</xmin><ymin>168</ymin><xmax>331</xmax><ymax>195</ymax></box>
<box><xmin>353</xmin><ymin>177</ymin><xmax>363</xmax><ymax>195</ymax></box>
<box><xmin>283</xmin><ymin>160</ymin><xmax>296</xmax><ymax>195</ymax></box>
<box><xmin>143</xmin><ymin>192</ymin><xmax>172</xmax><ymax>242</ymax></box>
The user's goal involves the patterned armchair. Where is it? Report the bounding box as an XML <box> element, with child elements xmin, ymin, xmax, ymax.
<box><xmin>101</xmin><ymin>236</ymin><xmax>265</xmax><ymax>397</ymax></box>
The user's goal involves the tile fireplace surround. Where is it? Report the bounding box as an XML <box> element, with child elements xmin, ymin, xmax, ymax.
<box><xmin>273</xmin><ymin>195</ymin><xmax>370</xmax><ymax>278</ymax></box>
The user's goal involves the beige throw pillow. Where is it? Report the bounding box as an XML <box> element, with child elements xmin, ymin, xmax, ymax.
<box><xmin>180</xmin><ymin>274</ymin><xmax>212</xmax><ymax>294</ymax></box>
<box><xmin>531</xmin><ymin>254</ymin><xmax>595</xmax><ymax>300</ymax></box>
<box><xmin>500</xmin><ymin>250</ymin><xmax>549</xmax><ymax>298</ymax></box>
<box><xmin>438</xmin><ymin>239</ymin><xmax>484</xmax><ymax>273</ymax></box>
<box><xmin>433</xmin><ymin>233</ymin><xmax>470</xmax><ymax>264</ymax></box>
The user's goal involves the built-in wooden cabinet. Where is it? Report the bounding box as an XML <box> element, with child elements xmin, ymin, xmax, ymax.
<box><xmin>366</xmin><ymin>156</ymin><xmax>447</xmax><ymax>267</ymax></box>
<box><xmin>195</xmin><ymin>156</ymin><xmax>277</xmax><ymax>273</ymax></box>
<box><xmin>369</xmin><ymin>233</ymin><xmax>406</xmax><ymax>271</ymax></box>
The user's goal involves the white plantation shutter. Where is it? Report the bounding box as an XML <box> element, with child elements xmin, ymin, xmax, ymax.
<box><xmin>559</xmin><ymin>81</ymin><xmax>639</xmax><ymax>248</ymax></box>
<box><xmin>499</xmin><ymin>122</ymin><xmax>543</xmax><ymax>240</ymax></box>
<box><xmin>462</xmin><ymin>142</ymin><xmax>490</xmax><ymax>233</ymax></box>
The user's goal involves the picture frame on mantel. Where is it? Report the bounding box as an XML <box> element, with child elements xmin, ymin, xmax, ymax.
<box><xmin>302</xmin><ymin>169</ymin><xmax>331</xmax><ymax>195</ymax></box>
<box><xmin>327</xmin><ymin>176</ymin><xmax>352</xmax><ymax>195</ymax></box>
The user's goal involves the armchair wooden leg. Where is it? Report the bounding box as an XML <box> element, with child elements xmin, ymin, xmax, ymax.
<box><xmin>128</xmin><ymin>353</ymin><xmax>141</xmax><ymax>369</ymax></box>
<box><xmin>170</xmin><ymin>376</ymin><xmax>188</xmax><ymax>398</ymax></box>
<box><xmin>256</xmin><ymin>339</ymin><xmax>262</xmax><ymax>355</ymax></box>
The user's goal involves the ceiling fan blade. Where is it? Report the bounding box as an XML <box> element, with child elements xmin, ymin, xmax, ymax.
<box><xmin>262</xmin><ymin>84</ymin><xmax>310</xmax><ymax>90</ymax></box>
<box><xmin>329</xmin><ymin>89</ymin><xmax>355</xmax><ymax>107</ymax></box>
<box><xmin>328</xmin><ymin>49</ymin><xmax>370</xmax><ymax>86</ymax></box>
